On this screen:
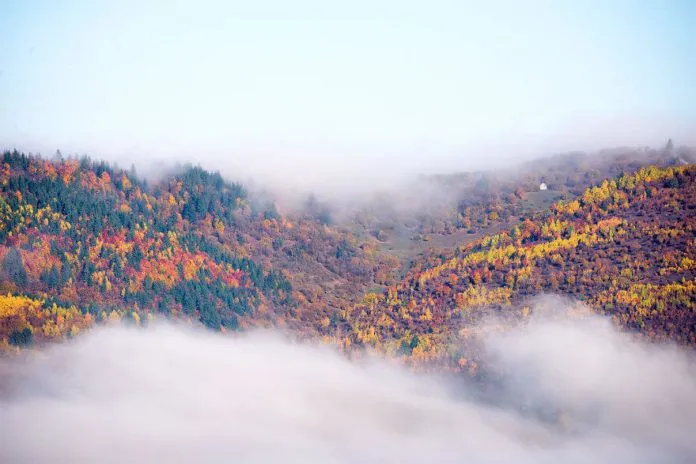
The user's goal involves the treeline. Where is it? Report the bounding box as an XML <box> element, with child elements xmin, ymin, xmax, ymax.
<box><xmin>0</xmin><ymin>151</ymin><xmax>289</xmax><ymax>346</ymax></box>
<box><xmin>5</xmin><ymin>148</ymin><xmax>691</xmax><ymax>368</ymax></box>
<box><xmin>341</xmin><ymin>164</ymin><xmax>696</xmax><ymax>370</ymax></box>
<box><xmin>392</xmin><ymin>145</ymin><xmax>694</xmax><ymax>238</ymax></box>
<box><xmin>0</xmin><ymin>150</ymin><xmax>399</xmax><ymax>349</ymax></box>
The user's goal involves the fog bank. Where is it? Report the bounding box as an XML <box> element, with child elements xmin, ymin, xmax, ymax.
<box><xmin>1</xmin><ymin>305</ymin><xmax>695</xmax><ymax>463</ymax></box>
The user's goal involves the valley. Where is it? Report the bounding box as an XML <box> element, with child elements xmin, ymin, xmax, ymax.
<box><xmin>1</xmin><ymin>146</ymin><xmax>694</xmax><ymax>372</ymax></box>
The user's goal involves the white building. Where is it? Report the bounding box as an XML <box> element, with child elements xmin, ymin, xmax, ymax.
<box><xmin>539</xmin><ymin>182</ymin><xmax>548</xmax><ymax>191</ymax></box>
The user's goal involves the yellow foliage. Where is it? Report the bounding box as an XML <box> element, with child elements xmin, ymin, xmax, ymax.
<box><xmin>455</xmin><ymin>286</ymin><xmax>512</xmax><ymax>308</ymax></box>
<box><xmin>419</xmin><ymin>308</ymin><xmax>433</xmax><ymax>322</ymax></box>
<box><xmin>361</xmin><ymin>292</ymin><xmax>382</xmax><ymax>309</ymax></box>
<box><xmin>0</xmin><ymin>293</ymin><xmax>41</xmax><ymax>318</ymax></box>
<box><xmin>213</xmin><ymin>218</ymin><xmax>225</xmax><ymax>234</ymax></box>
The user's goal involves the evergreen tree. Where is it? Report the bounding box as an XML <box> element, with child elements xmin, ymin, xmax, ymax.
<box><xmin>3</xmin><ymin>248</ymin><xmax>28</xmax><ymax>286</ymax></box>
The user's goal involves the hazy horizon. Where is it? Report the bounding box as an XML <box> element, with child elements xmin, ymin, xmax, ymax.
<box><xmin>2</xmin><ymin>0</ymin><xmax>695</xmax><ymax>194</ymax></box>
<box><xmin>2</xmin><ymin>4</ymin><xmax>695</xmax><ymax>460</ymax></box>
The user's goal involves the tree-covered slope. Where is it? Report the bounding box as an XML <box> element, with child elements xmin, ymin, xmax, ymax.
<box><xmin>343</xmin><ymin>165</ymin><xmax>696</xmax><ymax>368</ymax></box>
<box><xmin>0</xmin><ymin>151</ymin><xmax>397</xmax><ymax>349</ymax></box>
<box><xmin>1</xmin><ymin>149</ymin><xmax>693</xmax><ymax>367</ymax></box>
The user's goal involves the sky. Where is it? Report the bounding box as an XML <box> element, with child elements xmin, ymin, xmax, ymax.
<box><xmin>1</xmin><ymin>0</ymin><xmax>695</xmax><ymax>190</ymax></box>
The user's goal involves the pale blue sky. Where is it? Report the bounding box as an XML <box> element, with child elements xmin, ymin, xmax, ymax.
<box><xmin>1</xmin><ymin>0</ymin><xmax>694</xmax><ymax>189</ymax></box>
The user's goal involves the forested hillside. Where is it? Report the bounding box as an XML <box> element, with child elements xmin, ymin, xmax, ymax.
<box><xmin>0</xmin><ymin>151</ymin><xmax>397</xmax><ymax>349</ymax></box>
<box><xmin>343</xmin><ymin>164</ymin><xmax>696</xmax><ymax>369</ymax></box>
<box><xmin>1</xmin><ymin>149</ymin><xmax>694</xmax><ymax>370</ymax></box>
<box><xmin>346</xmin><ymin>145</ymin><xmax>693</xmax><ymax>266</ymax></box>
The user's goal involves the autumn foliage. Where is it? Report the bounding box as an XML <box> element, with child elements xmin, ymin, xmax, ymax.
<box><xmin>1</xmin><ymin>149</ymin><xmax>694</xmax><ymax>372</ymax></box>
<box><xmin>342</xmin><ymin>165</ymin><xmax>696</xmax><ymax>369</ymax></box>
<box><xmin>0</xmin><ymin>151</ymin><xmax>397</xmax><ymax>348</ymax></box>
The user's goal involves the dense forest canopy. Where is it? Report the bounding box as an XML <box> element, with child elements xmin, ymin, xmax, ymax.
<box><xmin>0</xmin><ymin>148</ymin><xmax>694</xmax><ymax>373</ymax></box>
<box><xmin>346</xmin><ymin>164</ymin><xmax>695</xmax><ymax>372</ymax></box>
<box><xmin>0</xmin><ymin>150</ymin><xmax>397</xmax><ymax>349</ymax></box>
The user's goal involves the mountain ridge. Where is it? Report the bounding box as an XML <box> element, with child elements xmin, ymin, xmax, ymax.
<box><xmin>0</xmin><ymin>149</ymin><xmax>694</xmax><ymax>368</ymax></box>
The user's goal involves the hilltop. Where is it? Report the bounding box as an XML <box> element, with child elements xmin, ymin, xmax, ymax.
<box><xmin>0</xmin><ymin>148</ymin><xmax>694</xmax><ymax>366</ymax></box>
<box><xmin>344</xmin><ymin>164</ymin><xmax>695</xmax><ymax>370</ymax></box>
<box><xmin>0</xmin><ymin>150</ymin><xmax>397</xmax><ymax>349</ymax></box>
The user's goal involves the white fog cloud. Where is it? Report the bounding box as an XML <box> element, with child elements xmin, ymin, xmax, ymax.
<box><xmin>1</xmin><ymin>300</ymin><xmax>695</xmax><ymax>463</ymax></box>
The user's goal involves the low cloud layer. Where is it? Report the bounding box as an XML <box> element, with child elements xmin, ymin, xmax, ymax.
<box><xmin>1</xmin><ymin>303</ymin><xmax>695</xmax><ymax>463</ymax></box>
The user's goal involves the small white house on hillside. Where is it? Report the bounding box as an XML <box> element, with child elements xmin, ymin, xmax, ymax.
<box><xmin>539</xmin><ymin>183</ymin><xmax>548</xmax><ymax>191</ymax></box>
